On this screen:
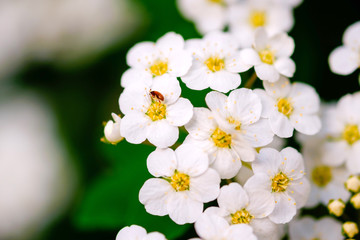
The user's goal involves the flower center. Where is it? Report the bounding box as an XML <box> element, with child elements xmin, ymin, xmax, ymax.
<box><xmin>259</xmin><ymin>49</ymin><xmax>275</xmax><ymax>65</ymax></box>
<box><xmin>204</xmin><ymin>56</ymin><xmax>225</xmax><ymax>72</ymax></box>
<box><xmin>170</xmin><ymin>170</ymin><xmax>190</xmax><ymax>191</ymax></box>
<box><xmin>342</xmin><ymin>124</ymin><xmax>360</xmax><ymax>145</ymax></box>
<box><xmin>227</xmin><ymin>116</ymin><xmax>241</xmax><ymax>130</ymax></box>
<box><xmin>277</xmin><ymin>98</ymin><xmax>293</xmax><ymax>117</ymax></box>
<box><xmin>271</xmin><ymin>172</ymin><xmax>290</xmax><ymax>192</ymax></box>
<box><xmin>311</xmin><ymin>165</ymin><xmax>332</xmax><ymax>188</ymax></box>
<box><xmin>146</xmin><ymin>100</ymin><xmax>166</xmax><ymax>121</ymax></box>
<box><xmin>150</xmin><ymin>60</ymin><xmax>168</xmax><ymax>76</ymax></box>
<box><xmin>231</xmin><ymin>209</ymin><xmax>254</xmax><ymax>224</ymax></box>
<box><xmin>249</xmin><ymin>10</ymin><xmax>266</xmax><ymax>28</ymax></box>
<box><xmin>211</xmin><ymin>127</ymin><xmax>232</xmax><ymax>148</ymax></box>
<box><xmin>208</xmin><ymin>0</ymin><xmax>223</xmax><ymax>4</ymax></box>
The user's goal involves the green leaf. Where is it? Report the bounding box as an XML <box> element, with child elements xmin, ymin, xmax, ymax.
<box><xmin>74</xmin><ymin>141</ymin><xmax>190</xmax><ymax>239</ymax></box>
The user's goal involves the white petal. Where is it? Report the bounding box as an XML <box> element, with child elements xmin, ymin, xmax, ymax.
<box><xmin>254</xmin><ymin>64</ymin><xmax>280</xmax><ymax>82</ymax></box>
<box><xmin>288</xmin><ymin>82</ymin><xmax>320</xmax><ymax>114</ymax></box>
<box><xmin>181</xmin><ymin>62</ymin><xmax>210</xmax><ymax>90</ymax></box>
<box><xmin>244</xmin><ymin>173</ymin><xmax>273</xmax><ymax>193</ymax></box>
<box><xmin>322</xmin><ymin>141</ymin><xmax>348</xmax><ymax>167</ymax></box>
<box><xmin>343</xmin><ymin>21</ymin><xmax>360</xmax><ymax>48</ymax></box>
<box><xmin>269</xmin><ymin>193</ymin><xmax>296</xmax><ymax>224</ymax></box>
<box><xmin>126</xmin><ymin>42</ymin><xmax>156</xmax><ymax>68</ymax></box>
<box><xmin>120</xmin><ymin>112</ymin><xmax>149</xmax><ymax>144</ymax></box>
<box><xmin>194</xmin><ymin>212</ymin><xmax>229</xmax><ymax>239</ymax></box>
<box><xmin>280</xmin><ymin>147</ymin><xmax>305</xmax><ymax>174</ymax></box>
<box><xmin>185</xmin><ymin>107</ymin><xmax>216</xmax><ymax>139</ymax></box>
<box><xmin>151</xmin><ymin>75</ymin><xmax>181</xmax><ymax>105</ymax></box>
<box><xmin>240</xmin><ymin>48</ymin><xmax>262</xmax><ymax>66</ymax></box>
<box><xmin>119</xmin><ymin>87</ymin><xmax>149</xmax><ymax>114</ymax></box>
<box><xmin>211</xmin><ymin>148</ymin><xmax>242</xmax><ymax>179</ymax></box>
<box><xmin>120</xmin><ymin>68</ymin><xmax>152</xmax><ymax>88</ymax></box>
<box><xmin>166</xmin><ymin>98</ymin><xmax>193</xmax><ymax>126</ymax></box>
<box><xmin>116</xmin><ymin>225</ymin><xmax>147</xmax><ymax>240</ymax></box>
<box><xmin>167</xmin><ymin>192</ymin><xmax>203</xmax><ymax>224</ymax></box>
<box><xmin>139</xmin><ymin>178</ymin><xmax>173</xmax><ymax>216</ymax></box>
<box><xmin>288</xmin><ymin>217</ymin><xmax>315</xmax><ymax>240</ymax></box>
<box><xmin>209</xmin><ymin>71</ymin><xmax>241</xmax><ymax>93</ymax></box>
<box><xmin>250</xmin><ymin>218</ymin><xmax>279</xmax><ymax>240</ymax></box>
<box><xmin>225</xmin><ymin>52</ymin><xmax>253</xmax><ymax>73</ymax></box>
<box><xmin>231</xmin><ymin>139</ymin><xmax>257</xmax><ymax>162</ymax></box>
<box><xmin>269</xmin><ymin>33</ymin><xmax>294</xmax><ymax>57</ymax></box>
<box><xmin>218</xmin><ymin>183</ymin><xmax>249</xmax><ymax>213</ymax></box>
<box><xmin>290</xmin><ymin>113</ymin><xmax>321</xmax><ymax>135</ymax></box>
<box><xmin>288</xmin><ymin>178</ymin><xmax>311</xmax><ymax>208</ymax></box>
<box><xmin>147</xmin><ymin>232</ymin><xmax>167</xmax><ymax>240</ymax></box>
<box><xmin>168</xmin><ymin>50</ymin><xmax>193</xmax><ymax>77</ymax></box>
<box><xmin>329</xmin><ymin>46</ymin><xmax>358</xmax><ymax>75</ymax></box>
<box><xmin>252</xmin><ymin>148</ymin><xmax>282</xmax><ymax>176</ymax></box>
<box><xmin>254</xmin><ymin>28</ymin><xmax>269</xmax><ymax>51</ymax></box>
<box><xmin>315</xmin><ymin>217</ymin><xmax>343</xmax><ymax>240</ymax></box>
<box><xmin>263</xmin><ymin>76</ymin><xmax>292</xmax><ymax>99</ymax></box>
<box><xmin>305</xmin><ymin>186</ymin><xmax>320</xmax><ymax>208</ymax></box>
<box><xmin>226</xmin><ymin>224</ymin><xmax>257</xmax><ymax>240</ymax></box>
<box><xmin>156</xmin><ymin>32</ymin><xmax>185</xmax><ymax>53</ymax></box>
<box><xmin>247</xmin><ymin>190</ymin><xmax>275</xmax><ymax>218</ymax></box>
<box><xmin>147</xmin><ymin>148</ymin><xmax>177</xmax><ymax>177</ymax></box>
<box><xmin>176</xmin><ymin>144</ymin><xmax>209</xmax><ymax>177</ymax></box>
<box><xmin>253</xmin><ymin>89</ymin><xmax>276</xmax><ymax>118</ymax></box>
<box><xmin>189</xmin><ymin>168</ymin><xmax>221</xmax><ymax>202</ymax></box>
<box><xmin>205</xmin><ymin>91</ymin><xmax>228</xmax><ymax>118</ymax></box>
<box><xmin>274</xmin><ymin>58</ymin><xmax>295</xmax><ymax>78</ymax></box>
<box><xmin>146</xmin><ymin>120</ymin><xmax>179</xmax><ymax>148</ymax></box>
<box><xmin>227</xmin><ymin>88</ymin><xmax>262</xmax><ymax>125</ymax></box>
<box><xmin>346</xmin><ymin>142</ymin><xmax>360</xmax><ymax>174</ymax></box>
<box><xmin>242</xmin><ymin>118</ymin><xmax>274</xmax><ymax>147</ymax></box>
<box><xmin>321</xmin><ymin>182</ymin><xmax>350</xmax><ymax>206</ymax></box>
<box><xmin>269</xmin><ymin>111</ymin><xmax>294</xmax><ymax>138</ymax></box>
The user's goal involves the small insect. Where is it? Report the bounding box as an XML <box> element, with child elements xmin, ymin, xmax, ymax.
<box><xmin>150</xmin><ymin>90</ymin><xmax>164</xmax><ymax>102</ymax></box>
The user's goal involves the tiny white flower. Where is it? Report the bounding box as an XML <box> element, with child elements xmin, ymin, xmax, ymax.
<box><xmin>176</xmin><ymin>0</ymin><xmax>235</xmax><ymax>34</ymax></box>
<box><xmin>240</xmin><ymin>28</ymin><xmax>295</xmax><ymax>82</ymax></box>
<box><xmin>245</xmin><ymin>147</ymin><xmax>310</xmax><ymax>224</ymax></box>
<box><xmin>119</xmin><ymin>75</ymin><xmax>193</xmax><ymax>148</ymax></box>
<box><xmin>321</xmin><ymin>92</ymin><xmax>360</xmax><ymax>173</ymax></box>
<box><xmin>255</xmin><ymin>76</ymin><xmax>321</xmax><ymax>138</ymax></box>
<box><xmin>122</xmin><ymin>32</ymin><xmax>192</xmax><ymax>88</ymax></box>
<box><xmin>139</xmin><ymin>144</ymin><xmax>221</xmax><ymax>225</ymax></box>
<box><xmin>104</xmin><ymin>113</ymin><xmax>123</xmax><ymax>144</ymax></box>
<box><xmin>116</xmin><ymin>225</ymin><xmax>166</xmax><ymax>240</ymax></box>
<box><xmin>329</xmin><ymin>21</ymin><xmax>360</xmax><ymax>75</ymax></box>
<box><xmin>289</xmin><ymin>217</ymin><xmax>343</xmax><ymax>240</ymax></box>
<box><xmin>194</xmin><ymin>211</ymin><xmax>257</xmax><ymax>240</ymax></box>
<box><xmin>270</xmin><ymin>0</ymin><xmax>302</xmax><ymax>7</ymax></box>
<box><xmin>228</xmin><ymin>0</ymin><xmax>293</xmax><ymax>48</ymax></box>
<box><xmin>185</xmin><ymin>89</ymin><xmax>274</xmax><ymax>179</ymax></box>
<box><xmin>181</xmin><ymin>31</ymin><xmax>252</xmax><ymax>93</ymax></box>
<box><xmin>207</xmin><ymin>183</ymin><xmax>277</xmax><ymax>240</ymax></box>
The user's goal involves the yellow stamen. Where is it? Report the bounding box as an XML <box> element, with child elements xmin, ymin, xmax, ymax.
<box><xmin>146</xmin><ymin>101</ymin><xmax>166</xmax><ymax>121</ymax></box>
<box><xmin>208</xmin><ymin>0</ymin><xmax>223</xmax><ymax>4</ymax></box>
<box><xmin>227</xmin><ymin>116</ymin><xmax>241</xmax><ymax>130</ymax></box>
<box><xmin>249</xmin><ymin>10</ymin><xmax>266</xmax><ymax>28</ymax></box>
<box><xmin>259</xmin><ymin>49</ymin><xmax>275</xmax><ymax>65</ymax></box>
<box><xmin>150</xmin><ymin>60</ymin><xmax>168</xmax><ymax>76</ymax></box>
<box><xmin>311</xmin><ymin>165</ymin><xmax>332</xmax><ymax>187</ymax></box>
<box><xmin>170</xmin><ymin>170</ymin><xmax>190</xmax><ymax>191</ymax></box>
<box><xmin>204</xmin><ymin>56</ymin><xmax>225</xmax><ymax>72</ymax></box>
<box><xmin>271</xmin><ymin>172</ymin><xmax>290</xmax><ymax>192</ymax></box>
<box><xmin>231</xmin><ymin>209</ymin><xmax>254</xmax><ymax>224</ymax></box>
<box><xmin>211</xmin><ymin>127</ymin><xmax>232</xmax><ymax>148</ymax></box>
<box><xmin>277</xmin><ymin>98</ymin><xmax>293</xmax><ymax>117</ymax></box>
<box><xmin>342</xmin><ymin>124</ymin><xmax>360</xmax><ymax>145</ymax></box>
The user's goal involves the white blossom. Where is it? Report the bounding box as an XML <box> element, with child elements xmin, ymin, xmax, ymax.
<box><xmin>240</xmin><ymin>28</ymin><xmax>295</xmax><ymax>82</ymax></box>
<box><xmin>139</xmin><ymin>144</ymin><xmax>221</xmax><ymax>225</ymax></box>
<box><xmin>329</xmin><ymin>21</ymin><xmax>360</xmax><ymax>75</ymax></box>
<box><xmin>289</xmin><ymin>217</ymin><xmax>343</xmax><ymax>240</ymax></box>
<box><xmin>245</xmin><ymin>147</ymin><xmax>310</xmax><ymax>224</ymax></box>
<box><xmin>185</xmin><ymin>89</ymin><xmax>273</xmax><ymax>179</ymax></box>
<box><xmin>181</xmin><ymin>31</ymin><xmax>251</xmax><ymax>93</ymax></box>
<box><xmin>104</xmin><ymin>113</ymin><xmax>123</xmax><ymax>144</ymax></box>
<box><xmin>122</xmin><ymin>32</ymin><xmax>192</xmax><ymax>88</ymax></box>
<box><xmin>119</xmin><ymin>75</ymin><xmax>193</xmax><ymax>148</ymax></box>
<box><xmin>255</xmin><ymin>76</ymin><xmax>321</xmax><ymax>138</ymax></box>
<box><xmin>116</xmin><ymin>225</ymin><xmax>166</xmax><ymax>240</ymax></box>
<box><xmin>228</xmin><ymin>0</ymin><xmax>293</xmax><ymax>48</ymax></box>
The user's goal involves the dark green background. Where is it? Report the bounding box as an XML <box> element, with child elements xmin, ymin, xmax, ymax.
<box><xmin>12</xmin><ymin>0</ymin><xmax>360</xmax><ymax>239</ymax></box>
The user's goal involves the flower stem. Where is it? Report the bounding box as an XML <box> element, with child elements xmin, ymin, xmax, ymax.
<box><xmin>244</xmin><ymin>72</ymin><xmax>257</xmax><ymax>89</ymax></box>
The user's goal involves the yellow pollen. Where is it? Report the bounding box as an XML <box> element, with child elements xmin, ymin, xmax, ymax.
<box><xmin>170</xmin><ymin>170</ymin><xmax>190</xmax><ymax>191</ymax></box>
<box><xmin>271</xmin><ymin>172</ymin><xmax>290</xmax><ymax>192</ymax></box>
<box><xmin>204</xmin><ymin>56</ymin><xmax>225</xmax><ymax>72</ymax></box>
<box><xmin>342</xmin><ymin>124</ymin><xmax>360</xmax><ymax>145</ymax></box>
<box><xmin>259</xmin><ymin>49</ymin><xmax>275</xmax><ymax>65</ymax></box>
<box><xmin>146</xmin><ymin>101</ymin><xmax>166</xmax><ymax>121</ymax></box>
<box><xmin>211</xmin><ymin>127</ymin><xmax>232</xmax><ymax>148</ymax></box>
<box><xmin>311</xmin><ymin>165</ymin><xmax>332</xmax><ymax>187</ymax></box>
<box><xmin>231</xmin><ymin>209</ymin><xmax>254</xmax><ymax>224</ymax></box>
<box><xmin>208</xmin><ymin>0</ymin><xmax>223</xmax><ymax>4</ymax></box>
<box><xmin>227</xmin><ymin>116</ymin><xmax>241</xmax><ymax>130</ymax></box>
<box><xmin>150</xmin><ymin>60</ymin><xmax>168</xmax><ymax>76</ymax></box>
<box><xmin>249</xmin><ymin>10</ymin><xmax>266</xmax><ymax>28</ymax></box>
<box><xmin>277</xmin><ymin>98</ymin><xmax>293</xmax><ymax>117</ymax></box>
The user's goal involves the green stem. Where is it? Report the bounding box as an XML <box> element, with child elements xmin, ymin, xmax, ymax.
<box><xmin>244</xmin><ymin>72</ymin><xmax>257</xmax><ymax>89</ymax></box>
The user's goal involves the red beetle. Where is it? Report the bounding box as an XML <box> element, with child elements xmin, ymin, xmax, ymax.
<box><xmin>150</xmin><ymin>90</ymin><xmax>164</xmax><ymax>102</ymax></box>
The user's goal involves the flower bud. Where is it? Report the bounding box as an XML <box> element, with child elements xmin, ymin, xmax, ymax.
<box><xmin>328</xmin><ymin>199</ymin><xmax>345</xmax><ymax>217</ymax></box>
<box><xmin>345</xmin><ymin>175</ymin><xmax>360</xmax><ymax>193</ymax></box>
<box><xmin>103</xmin><ymin>113</ymin><xmax>123</xmax><ymax>144</ymax></box>
<box><xmin>343</xmin><ymin>222</ymin><xmax>359</xmax><ymax>238</ymax></box>
<box><xmin>350</xmin><ymin>193</ymin><xmax>360</xmax><ymax>209</ymax></box>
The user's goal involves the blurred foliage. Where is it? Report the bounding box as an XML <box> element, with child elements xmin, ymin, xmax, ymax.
<box><xmin>11</xmin><ymin>0</ymin><xmax>360</xmax><ymax>239</ymax></box>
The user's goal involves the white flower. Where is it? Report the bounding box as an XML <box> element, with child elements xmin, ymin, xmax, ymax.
<box><xmin>194</xmin><ymin>211</ymin><xmax>257</xmax><ymax>240</ymax></box>
<box><xmin>245</xmin><ymin>147</ymin><xmax>310</xmax><ymax>224</ymax></box>
<box><xmin>329</xmin><ymin>21</ymin><xmax>360</xmax><ymax>75</ymax></box>
<box><xmin>104</xmin><ymin>113</ymin><xmax>123</xmax><ymax>144</ymax></box>
<box><xmin>181</xmin><ymin>31</ymin><xmax>252</xmax><ymax>93</ymax></box>
<box><xmin>116</xmin><ymin>225</ymin><xmax>166</xmax><ymax>240</ymax></box>
<box><xmin>176</xmin><ymin>0</ymin><xmax>234</xmax><ymax>34</ymax></box>
<box><xmin>289</xmin><ymin>217</ymin><xmax>343</xmax><ymax>240</ymax></box>
<box><xmin>240</xmin><ymin>28</ymin><xmax>295</xmax><ymax>82</ymax></box>
<box><xmin>270</xmin><ymin>0</ymin><xmax>302</xmax><ymax>7</ymax></box>
<box><xmin>119</xmin><ymin>75</ymin><xmax>193</xmax><ymax>148</ymax></box>
<box><xmin>208</xmin><ymin>183</ymin><xmax>277</xmax><ymax>240</ymax></box>
<box><xmin>139</xmin><ymin>144</ymin><xmax>221</xmax><ymax>225</ymax></box>
<box><xmin>228</xmin><ymin>0</ymin><xmax>293</xmax><ymax>48</ymax></box>
<box><xmin>255</xmin><ymin>76</ymin><xmax>321</xmax><ymax>138</ymax></box>
<box><xmin>185</xmin><ymin>89</ymin><xmax>274</xmax><ymax>179</ymax></box>
<box><xmin>321</xmin><ymin>92</ymin><xmax>360</xmax><ymax>173</ymax></box>
<box><xmin>122</xmin><ymin>32</ymin><xmax>192</xmax><ymax>88</ymax></box>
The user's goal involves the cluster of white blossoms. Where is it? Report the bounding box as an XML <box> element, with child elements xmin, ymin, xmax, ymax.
<box><xmin>102</xmin><ymin>6</ymin><xmax>360</xmax><ymax>240</ymax></box>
